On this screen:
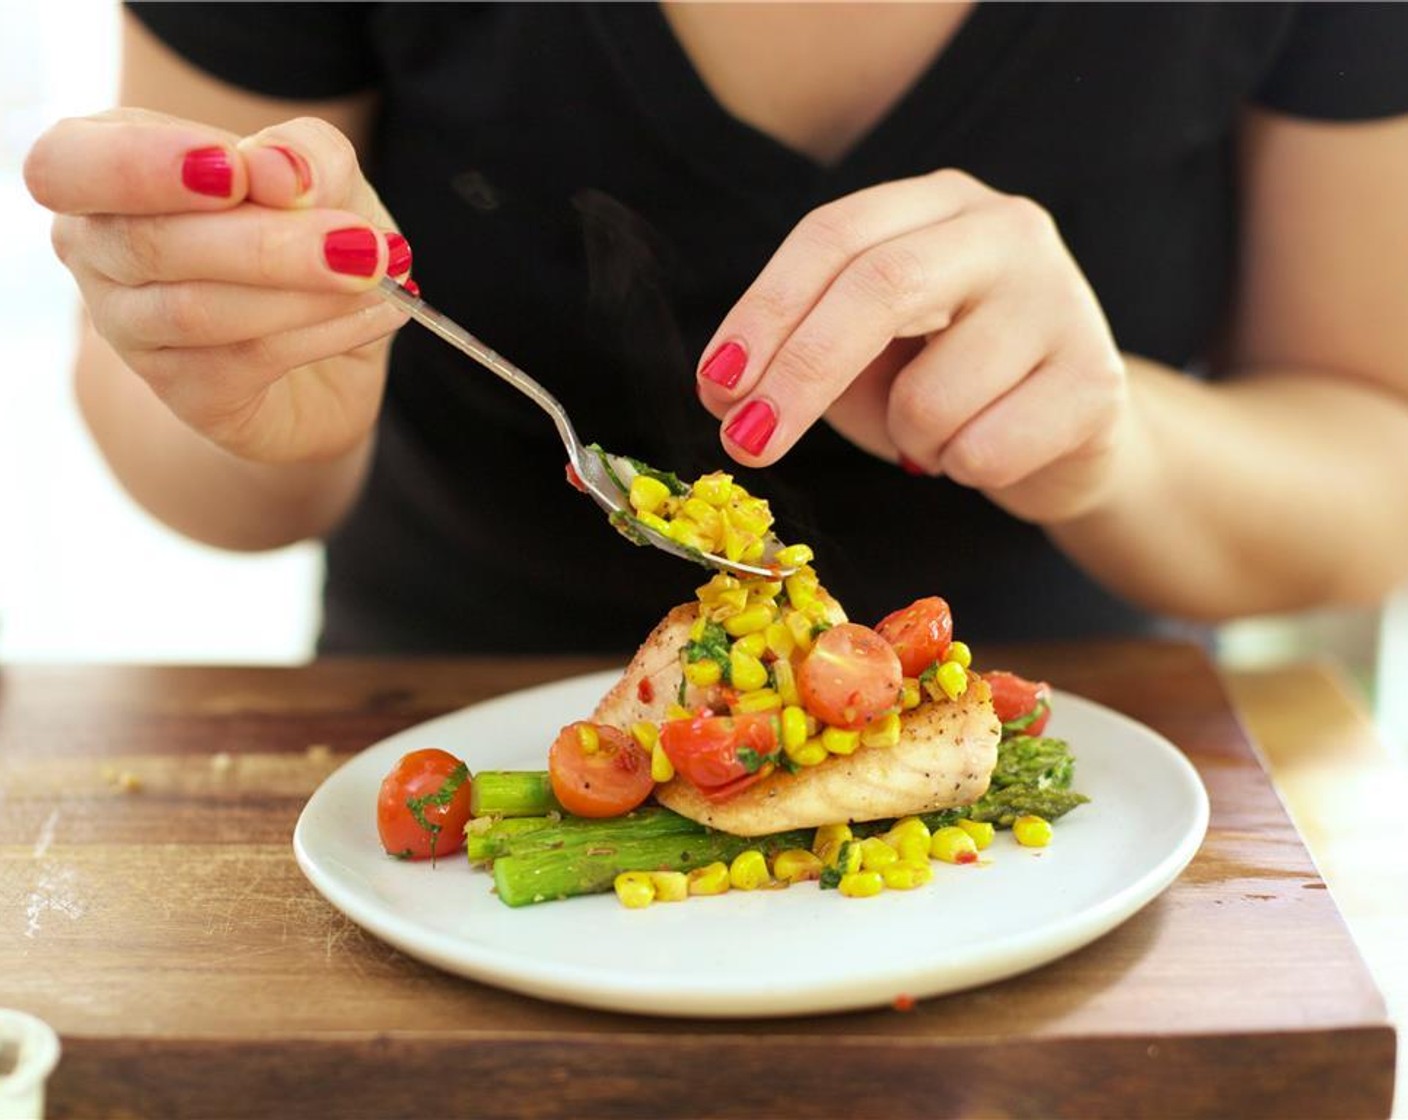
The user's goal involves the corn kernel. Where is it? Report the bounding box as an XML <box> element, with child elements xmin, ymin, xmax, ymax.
<box><xmin>729</xmin><ymin>649</ymin><xmax>769</xmax><ymax>692</ymax></box>
<box><xmin>957</xmin><ymin>818</ymin><xmax>995</xmax><ymax>850</ymax></box>
<box><xmin>860</xmin><ymin>712</ymin><xmax>902</xmax><ymax>750</ymax></box>
<box><xmin>784</xmin><ymin>569</ymin><xmax>819</xmax><ymax>612</ymax></box>
<box><xmin>733</xmin><ymin>630</ymin><xmax>768</xmax><ymax>658</ymax></box>
<box><xmin>692</xmin><ymin>472</ymin><xmax>734</xmax><ymax>506</ymax></box>
<box><xmin>741</xmin><ymin>537</ymin><xmax>766</xmax><ymax>563</ymax></box>
<box><xmin>665</xmin><ymin>703</ymin><xmax>693</xmax><ymax>721</ymax></box>
<box><xmin>695</xmin><ymin>574</ymin><xmax>738</xmax><ymax>607</ymax></box>
<box><xmin>628</xmin><ymin>475</ymin><xmax>672</xmax><ymax>515</ymax></box>
<box><xmin>614</xmin><ymin>871</ymin><xmax>656</xmax><ymax>909</ymax></box>
<box><xmin>881</xmin><ymin>859</ymin><xmax>934</xmax><ymax>890</ymax></box>
<box><xmin>885</xmin><ymin>818</ymin><xmax>932</xmax><ymax>863</ymax></box>
<box><xmin>687</xmin><ymin>862</ymin><xmax>731</xmax><ymax>896</ymax></box>
<box><xmin>635</xmin><ymin>511</ymin><xmax>671</xmax><ymax>536</ymax></box>
<box><xmin>813</xmin><ymin>823</ymin><xmax>853</xmax><ymax>850</ymax></box>
<box><xmin>1013</xmin><ymin>815</ymin><xmax>1053</xmax><ymax>848</ymax></box>
<box><xmin>772</xmin><ymin>849</ymin><xmax>824</xmax><ymax>884</ymax></box>
<box><xmin>729</xmin><ymin>849</ymin><xmax>771</xmax><ymax>890</ymax></box>
<box><xmin>717</xmin><ymin>588</ymin><xmax>749</xmax><ymax>613</ymax></box>
<box><xmin>764</xmin><ymin>621</ymin><xmax>796</xmax><ymax>661</ymax></box>
<box><xmin>721</xmin><ymin>521</ymin><xmax>753</xmax><ymax>564</ymax></box>
<box><xmin>650</xmin><ymin>742</ymin><xmax>675</xmax><ymax>782</ymax></box>
<box><xmin>838</xmin><ymin>870</ymin><xmax>885</xmax><ymax>898</ymax></box>
<box><xmin>931</xmin><ymin>826</ymin><xmax>979</xmax><ymax>864</ymax></box>
<box><xmin>630</xmin><ymin>720</ymin><xmax>659</xmax><ymax>751</ymax></box>
<box><xmin>945</xmin><ymin>640</ymin><xmax>972</xmax><ymax>669</ymax></box>
<box><xmin>773</xmin><ymin>543</ymin><xmax>815</xmax><ymax>568</ymax></box>
<box><xmin>784</xmin><ymin>609</ymin><xmax>815</xmax><ymax>651</ymax></box>
<box><xmin>667</xmin><ymin>517</ymin><xmax>707</xmax><ymax>551</ymax></box>
<box><xmin>772</xmin><ymin>657</ymin><xmax>800</xmax><ymax>704</ymax></box>
<box><xmin>822</xmin><ymin>726</ymin><xmax>861</xmax><ymax>755</ymax></box>
<box><xmin>730</xmin><ymin>498</ymin><xmax>772</xmax><ymax>537</ymax></box>
<box><xmin>859</xmin><ymin>837</ymin><xmax>900</xmax><ymax>870</ymax></box>
<box><xmin>783</xmin><ymin>735</ymin><xmax>828</xmax><ymax>767</ymax></box>
<box><xmin>935</xmin><ymin>660</ymin><xmax>969</xmax><ymax>701</ymax></box>
<box><xmin>649</xmin><ymin>871</ymin><xmax>689</xmax><ymax>902</ymax></box>
<box><xmin>577</xmin><ymin>724</ymin><xmax>600</xmax><ymax>754</ymax></box>
<box><xmin>749</xmin><ymin>580</ymin><xmax>784</xmax><ymax>602</ymax></box>
<box><xmin>684</xmin><ymin>659</ymin><xmax>723</xmax><ymax>688</ymax></box>
<box><xmin>780</xmin><ymin>705</ymin><xmax>809</xmax><ymax>751</ymax></box>
<box><xmin>734</xmin><ymin>688</ymin><xmax>781</xmax><ymax>714</ymax></box>
<box><xmin>724</xmin><ymin>603</ymin><xmax>774</xmax><ymax>637</ymax></box>
<box><xmin>900</xmin><ymin>678</ymin><xmax>922</xmax><ymax>710</ymax></box>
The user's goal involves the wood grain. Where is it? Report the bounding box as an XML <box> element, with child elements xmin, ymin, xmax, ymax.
<box><xmin>0</xmin><ymin>645</ymin><xmax>1395</xmax><ymax>1119</ymax></box>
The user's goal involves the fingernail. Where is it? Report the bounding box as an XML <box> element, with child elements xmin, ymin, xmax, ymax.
<box><xmin>700</xmin><ymin>340</ymin><xmax>748</xmax><ymax>389</ymax></box>
<box><xmin>182</xmin><ymin>146</ymin><xmax>233</xmax><ymax>197</ymax></box>
<box><xmin>323</xmin><ymin>227</ymin><xmax>380</xmax><ymax>276</ymax></box>
<box><xmin>385</xmin><ymin>232</ymin><xmax>413</xmax><ymax>277</ymax></box>
<box><xmin>269</xmin><ymin>144</ymin><xmax>313</xmax><ymax>196</ymax></box>
<box><xmin>725</xmin><ymin>399</ymin><xmax>777</xmax><ymax>457</ymax></box>
<box><xmin>899</xmin><ymin>454</ymin><xmax>927</xmax><ymax>476</ymax></box>
<box><xmin>403</xmin><ymin>278</ymin><xmax>420</xmax><ymax>298</ymax></box>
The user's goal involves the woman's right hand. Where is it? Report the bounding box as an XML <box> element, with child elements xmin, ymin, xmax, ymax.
<box><xmin>24</xmin><ymin>109</ymin><xmax>411</xmax><ymax>464</ymax></box>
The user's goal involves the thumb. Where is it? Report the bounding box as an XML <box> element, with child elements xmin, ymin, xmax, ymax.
<box><xmin>238</xmin><ymin>115</ymin><xmax>388</xmax><ymax>221</ymax></box>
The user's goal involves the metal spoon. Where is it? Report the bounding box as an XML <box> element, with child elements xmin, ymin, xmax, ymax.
<box><xmin>378</xmin><ymin>278</ymin><xmax>798</xmax><ymax>580</ymax></box>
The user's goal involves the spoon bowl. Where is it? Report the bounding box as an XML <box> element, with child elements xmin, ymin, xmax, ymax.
<box><xmin>379</xmin><ymin>278</ymin><xmax>798</xmax><ymax>580</ymax></box>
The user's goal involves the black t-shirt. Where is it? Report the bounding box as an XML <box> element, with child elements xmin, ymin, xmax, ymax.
<box><xmin>127</xmin><ymin>2</ymin><xmax>1408</xmax><ymax>655</ymax></box>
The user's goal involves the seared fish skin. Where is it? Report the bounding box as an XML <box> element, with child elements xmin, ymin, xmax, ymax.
<box><xmin>592</xmin><ymin>603</ymin><xmax>1001</xmax><ymax>836</ymax></box>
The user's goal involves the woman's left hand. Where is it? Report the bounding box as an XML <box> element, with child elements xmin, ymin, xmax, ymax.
<box><xmin>695</xmin><ymin>169</ymin><xmax>1132</xmax><ymax>524</ymax></box>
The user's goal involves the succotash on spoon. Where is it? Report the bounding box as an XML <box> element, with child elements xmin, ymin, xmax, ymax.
<box><xmin>379</xmin><ymin>278</ymin><xmax>799</xmax><ymax>580</ymax></box>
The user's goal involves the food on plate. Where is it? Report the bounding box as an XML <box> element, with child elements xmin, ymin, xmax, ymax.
<box><xmin>375</xmin><ymin>467</ymin><xmax>1088</xmax><ymax>905</ymax></box>
<box><xmin>376</xmin><ymin>747</ymin><xmax>473</xmax><ymax>862</ymax></box>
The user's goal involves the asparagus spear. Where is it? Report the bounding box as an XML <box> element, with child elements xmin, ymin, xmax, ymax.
<box><xmin>469</xmin><ymin>770</ymin><xmax>561</xmax><ymax>817</ymax></box>
<box><xmin>466</xmin><ymin>806</ymin><xmax>703</xmax><ymax>863</ymax></box>
<box><xmin>492</xmin><ymin>824</ymin><xmax>812</xmax><ymax>907</ymax></box>
<box><xmin>967</xmin><ymin>783</ymin><xmax>1090</xmax><ymax>827</ymax></box>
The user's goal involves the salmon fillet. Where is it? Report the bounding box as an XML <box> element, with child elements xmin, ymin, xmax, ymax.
<box><xmin>592</xmin><ymin>602</ymin><xmax>1000</xmax><ymax>835</ymax></box>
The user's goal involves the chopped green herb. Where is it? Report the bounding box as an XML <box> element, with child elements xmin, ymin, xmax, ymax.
<box><xmin>404</xmin><ymin>761</ymin><xmax>469</xmax><ymax>865</ymax></box>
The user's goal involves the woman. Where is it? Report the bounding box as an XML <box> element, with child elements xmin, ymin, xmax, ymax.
<box><xmin>24</xmin><ymin>3</ymin><xmax>1408</xmax><ymax>654</ymax></box>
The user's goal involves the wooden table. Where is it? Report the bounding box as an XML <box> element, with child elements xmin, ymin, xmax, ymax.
<box><xmin>0</xmin><ymin>643</ymin><xmax>1396</xmax><ymax>1119</ymax></box>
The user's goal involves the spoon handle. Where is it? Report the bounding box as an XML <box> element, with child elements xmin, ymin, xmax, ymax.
<box><xmin>377</xmin><ymin>277</ymin><xmax>581</xmax><ymax>456</ymax></box>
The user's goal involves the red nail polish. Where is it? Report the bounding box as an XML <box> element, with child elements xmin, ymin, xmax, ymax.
<box><xmin>323</xmin><ymin>228</ymin><xmax>380</xmax><ymax>277</ymax></box>
<box><xmin>899</xmin><ymin>454</ymin><xmax>927</xmax><ymax>476</ymax></box>
<box><xmin>182</xmin><ymin>146</ymin><xmax>233</xmax><ymax>198</ymax></box>
<box><xmin>386</xmin><ymin>232</ymin><xmax>412</xmax><ymax>277</ymax></box>
<box><xmin>403</xmin><ymin>278</ymin><xmax>421</xmax><ymax>298</ymax></box>
<box><xmin>269</xmin><ymin>145</ymin><xmax>313</xmax><ymax>196</ymax></box>
<box><xmin>725</xmin><ymin>399</ymin><xmax>777</xmax><ymax>457</ymax></box>
<box><xmin>700</xmin><ymin>340</ymin><xmax>747</xmax><ymax>389</ymax></box>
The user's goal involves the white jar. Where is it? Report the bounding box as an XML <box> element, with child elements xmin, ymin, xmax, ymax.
<box><xmin>0</xmin><ymin>1010</ymin><xmax>60</xmax><ymax>1120</ymax></box>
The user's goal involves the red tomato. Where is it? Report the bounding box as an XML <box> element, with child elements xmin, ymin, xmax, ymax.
<box><xmin>984</xmin><ymin>670</ymin><xmax>1053</xmax><ymax>735</ymax></box>
<box><xmin>876</xmin><ymin>596</ymin><xmax>954</xmax><ymax>677</ymax></box>
<box><xmin>548</xmin><ymin>722</ymin><xmax>654</xmax><ymax>818</ymax></box>
<box><xmin>659</xmin><ymin>711</ymin><xmax>778</xmax><ymax>793</ymax></box>
<box><xmin>377</xmin><ymin>748</ymin><xmax>473</xmax><ymax>862</ymax></box>
<box><xmin>797</xmin><ymin>623</ymin><xmax>903</xmax><ymax>730</ymax></box>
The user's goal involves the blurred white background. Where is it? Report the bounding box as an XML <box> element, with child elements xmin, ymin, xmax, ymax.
<box><xmin>0</xmin><ymin>0</ymin><xmax>320</xmax><ymax>664</ymax></box>
<box><xmin>0</xmin><ymin>2</ymin><xmax>1402</xmax><ymax>753</ymax></box>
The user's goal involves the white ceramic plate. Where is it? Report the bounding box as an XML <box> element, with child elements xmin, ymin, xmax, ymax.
<box><xmin>294</xmin><ymin>670</ymin><xmax>1208</xmax><ymax>1018</ymax></box>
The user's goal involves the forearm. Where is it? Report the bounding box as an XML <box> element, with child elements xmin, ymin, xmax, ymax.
<box><xmin>1048</xmin><ymin>356</ymin><xmax>1408</xmax><ymax>621</ymax></box>
<box><xmin>74</xmin><ymin>317</ymin><xmax>373</xmax><ymax>551</ymax></box>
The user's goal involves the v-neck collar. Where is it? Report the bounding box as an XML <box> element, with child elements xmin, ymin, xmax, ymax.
<box><xmin>588</xmin><ymin>2</ymin><xmax>1041</xmax><ymax>224</ymax></box>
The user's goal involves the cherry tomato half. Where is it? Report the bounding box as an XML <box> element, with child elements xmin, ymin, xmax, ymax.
<box><xmin>548</xmin><ymin>722</ymin><xmax>654</xmax><ymax>818</ymax></box>
<box><xmin>377</xmin><ymin>748</ymin><xmax>473</xmax><ymax>862</ymax></box>
<box><xmin>984</xmin><ymin>670</ymin><xmax>1053</xmax><ymax>736</ymax></box>
<box><xmin>659</xmin><ymin>711</ymin><xmax>778</xmax><ymax>795</ymax></box>
<box><xmin>797</xmin><ymin>622</ymin><xmax>903</xmax><ymax>730</ymax></box>
<box><xmin>876</xmin><ymin>596</ymin><xmax>954</xmax><ymax>677</ymax></box>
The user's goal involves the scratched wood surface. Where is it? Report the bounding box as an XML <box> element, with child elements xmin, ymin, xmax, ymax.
<box><xmin>0</xmin><ymin>645</ymin><xmax>1395</xmax><ymax>1119</ymax></box>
